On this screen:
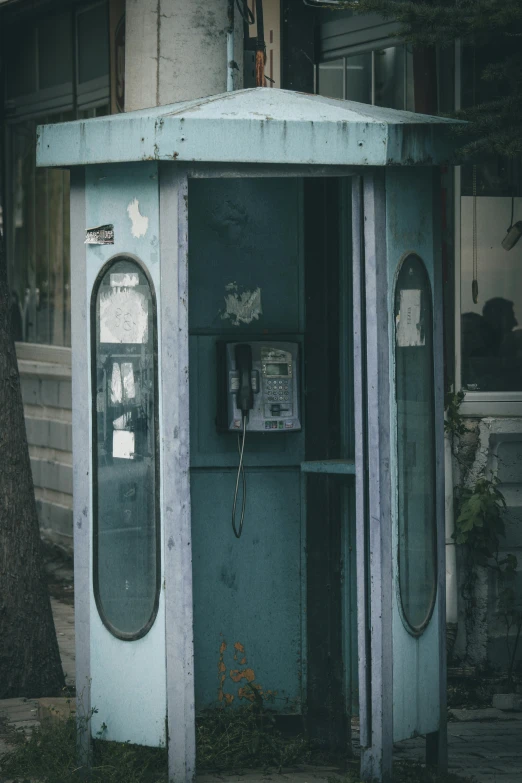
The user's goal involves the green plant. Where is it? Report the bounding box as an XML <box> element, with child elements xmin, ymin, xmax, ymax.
<box><xmin>0</xmin><ymin>692</ymin><xmax>313</xmax><ymax>781</ymax></box>
<box><xmin>196</xmin><ymin>697</ymin><xmax>310</xmax><ymax>772</ymax></box>
<box><xmin>454</xmin><ymin>476</ymin><xmax>507</xmax><ymax>558</ymax></box>
<box><xmin>444</xmin><ymin>390</ymin><xmax>466</xmax><ymax>439</ymax></box>
<box><xmin>0</xmin><ymin>706</ymin><xmax>168</xmax><ymax>783</ymax></box>
<box><xmin>454</xmin><ymin>476</ymin><xmax>522</xmax><ymax>684</ymax></box>
<box><xmin>444</xmin><ymin>390</ymin><xmax>522</xmax><ymax>681</ymax></box>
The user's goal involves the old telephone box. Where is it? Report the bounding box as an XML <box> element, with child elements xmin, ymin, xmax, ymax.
<box><xmin>37</xmin><ymin>88</ymin><xmax>461</xmax><ymax>782</ymax></box>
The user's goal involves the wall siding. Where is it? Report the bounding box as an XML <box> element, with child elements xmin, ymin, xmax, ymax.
<box><xmin>17</xmin><ymin>347</ymin><xmax>73</xmax><ymax>555</ymax></box>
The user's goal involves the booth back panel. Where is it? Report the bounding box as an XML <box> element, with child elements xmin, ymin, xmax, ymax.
<box><xmin>188</xmin><ymin>178</ymin><xmax>306</xmax><ymax>713</ymax></box>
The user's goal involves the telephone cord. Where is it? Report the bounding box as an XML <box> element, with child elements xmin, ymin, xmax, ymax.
<box><xmin>232</xmin><ymin>414</ymin><xmax>247</xmax><ymax>539</ymax></box>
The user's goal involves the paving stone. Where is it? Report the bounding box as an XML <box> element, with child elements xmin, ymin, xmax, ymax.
<box><xmin>450</xmin><ymin>707</ymin><xmax>521</xmax><ymax>722</ymax></box>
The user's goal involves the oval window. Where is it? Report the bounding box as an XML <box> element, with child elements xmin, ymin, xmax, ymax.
<box><xmin>92</xmin><ymin>258</ymin><xmax>160</xmax><ymax>640</ymax></box>
<box><xmin>395</xmin><ymin>254</ymin><xmax>437</xmax><ymax>634</ymax></box>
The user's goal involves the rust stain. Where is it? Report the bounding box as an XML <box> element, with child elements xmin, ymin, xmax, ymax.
<box><xmin>217</xmin><ymin>639</ymin><xmax>227</xmax><ymax>703</ymax></box>
<box><xmin>217</xmin><ymin>639</ymin><xmax>269</xmax><ymax>706</ymax></box>
<box><xmin>230</xmin><ymin>667</ymin><xmax>255</xmax><ymax>684</ymax></box>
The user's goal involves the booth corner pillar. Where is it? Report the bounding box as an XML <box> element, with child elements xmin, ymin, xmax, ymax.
<box><xmin>353</xmin><ymin>166</ymin><xmax>450</xmax><ymax>782</ymax></box>
<box><xmin>36</xmin><ymin>88</ymin><xmax>463</xmax><ymax>783</ymax></box>
<box><xmin>159</xmin><ymin>164</ymin><xmax>196</xmax><ymax>782</ymax></box>
<box><xmin>69</xmin><ymin>166</ymin><xmax>92</xmax><ymax>767</ymax></box>
<box><xmin>353</xmin><ymin>171</ymin><xmax>394</xmax><ymax>783</ymax></box>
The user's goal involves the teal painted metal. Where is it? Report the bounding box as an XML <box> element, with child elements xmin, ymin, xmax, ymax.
<box><xmin>36</xmin><ymin>88</ymin><xmax>464</xmax><ymax>170</ymax></box>
<box><xmin>339</xmin><ymin>178</ymin><xmax>359</xmax><ymax>717</ymax></box>
<box><xmin>188</xmin><ymin>178</ymin><xmax>306</xmax><ymax>713</ymax></box>
<box><xmin>384</xmin><ymin>168</ymin><xmax>441</xmax><ymax>741</ymax></box>
<box><xmin>191</xmin><ymin>468</ymin><xmax>303</xmax><ymax>710</ymax></box>
<box><xmin>300</xmin><ymin>460</ymin><xmax>355</xmax><ymax>475</ymax></box>
<box><xmin>82</xmin><ymin>163</ymin><xmax>168</xmax><ymax>747</ymax></box>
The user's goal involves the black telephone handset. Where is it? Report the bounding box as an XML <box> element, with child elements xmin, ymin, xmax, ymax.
<box><xmin>232</xmin><ymin>343</ymin><xmax>254</xmax><ymax>539</ymax></box>
<box><xmin>235</xmin><ymin>344</ymin><xmax>254</xmax><ymax>415</ymax></box>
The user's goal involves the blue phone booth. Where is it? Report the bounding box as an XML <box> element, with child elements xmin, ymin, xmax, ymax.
<box><xmin>37</xmin><ymin>89</ymin><xmax>462</xmax><ymax>782</ymax></box>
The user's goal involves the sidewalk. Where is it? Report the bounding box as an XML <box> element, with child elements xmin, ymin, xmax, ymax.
<box><xmin>1</xmin><ymin>596</ymin><xmax>521</xmax><ymax>782</ymax></box>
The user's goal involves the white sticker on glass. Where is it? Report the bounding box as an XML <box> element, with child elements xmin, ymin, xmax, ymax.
<box><xmin>110</xmin><ymin>272</ymin><xmax>139</xmax><ymax>287</ymax></box>
<box><xmin>121</xmin><ymin>363</ymin><xmax>136</xmax><ymax>400</ymax></box>
<box><xmin>111</xmin><ymin>362</ymin><xmax>123</xmax><ymax>403</ymax></box>
<box><xmin>113</xmin><ymin>430</ymin><xmax>135</xmax><ymax>459</ymax></box>
<box><xmin>100</xmin><ymin>288</ymin><xmax>148</xmax><ymax>344</ymax></box>
<box><xmin>396</xmin><ymin>289</ymin><xmax>424</xmax><ymax>347</ymax></box>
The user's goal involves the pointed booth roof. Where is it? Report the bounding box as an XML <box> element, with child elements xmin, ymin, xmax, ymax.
<box><xmin>37</xmin><ymin>87</ymin><xmax>463</xmax><ymax>169</ymax></box>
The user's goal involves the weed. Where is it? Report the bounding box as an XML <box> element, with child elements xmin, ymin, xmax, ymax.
<box><xmin>196</xmin><ymin>701</ymin><xmax>310</xmax><ymax>772</ymax></box>
<box><xmin>0</xmin><ymin>712</ymin><xmax>167</xmax><ymax>783</ymax></box>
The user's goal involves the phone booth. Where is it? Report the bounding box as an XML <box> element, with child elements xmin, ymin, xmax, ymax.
<box><xmin>37</xmin><ymin>89</ymin><xmax>461</xmax><ymax>782</ymax></box>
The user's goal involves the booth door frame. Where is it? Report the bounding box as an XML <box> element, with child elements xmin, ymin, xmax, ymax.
<box><xmin>158</xmin><ymin>164</ymin><xmax>360</xmax><ymax>781</ymax></box>
<box><xmin>352</xmin><ymin>172</ymin><xmax>447</xmax><ymax>783</ymax></box>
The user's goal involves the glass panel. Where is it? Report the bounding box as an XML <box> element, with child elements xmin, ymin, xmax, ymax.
<box><xmin>38</xmin><ymin>12</ymin><xmax>73</xmax><ymax>89</ymax></box>
<box><xmin>374</xmin><ymin>46</ymin><xmax>406</xmax><ymax>110</ymax></box>
<box><xmin>77</xmin><ymin>3</ymin><xmax>109</xmax><ymax>84</ymax></box>
<box><xmin>318</xmin><ymin>58</ymin><xmax>344</xmax><ymax>100</ymax></box>
<box><xmin>34</xmin><ymin>167</ymin><xmax>50</xmax><ymax>344</ymax></box>
<box><xmin>345</xmin><ymin>52</ymin><xmax>371</xmax><ymax>103</ymax></box>
<box><xmin>8</xmin><ymin>112</ymin><xmax>74</xmax><ymax>347</ymax></box>
<box><xmin>93</xmin><ymin>258</ymin><xmax>159</xmax><ymax>639</ymax></box>
<box><xmin>461</xmin><ymin>194</ymin><xmax>522</xmax><ymax>391</ymax></box>
<box><xmin>6</xmin><ymin>26</ymin><xmax>37</xmax><ymax>98</ymax></box>
<box><xmin>395</xmin><ymin>254</ymin><xmax>437</xmax><ymax>633</ymax></box>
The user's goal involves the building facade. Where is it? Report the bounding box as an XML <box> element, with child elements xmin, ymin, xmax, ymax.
<box><xmin>1</xmin><ymin>0</ymin><xmax>520</xmax><ymax>676</ymax></box>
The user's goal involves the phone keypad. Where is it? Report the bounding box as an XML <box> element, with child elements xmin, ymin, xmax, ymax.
<box><xmin>265</xmin><ymin>379</ymin><xmax>291</xmax><ymax>402</ymax></box>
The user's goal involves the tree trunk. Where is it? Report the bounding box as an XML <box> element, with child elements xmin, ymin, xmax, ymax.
<box><xmin>0</xmin><ymin>233</ymin><xmax>65</xmax><ymax>698</ymax></box>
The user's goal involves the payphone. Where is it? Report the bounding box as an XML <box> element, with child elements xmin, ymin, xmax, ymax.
<box><xmin>37</xmin><ymin>87</ymin><xmax>462</xmax><ymax>783</ymax></box>
<box><xmin>217</xmin><ymin>341</ymin><xmax>301</xmax><ymax>536</ymax></box>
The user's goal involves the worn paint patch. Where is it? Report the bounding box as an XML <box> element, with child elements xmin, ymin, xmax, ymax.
<box><xmin>396</xmin><ymin>289</ymin><xmax>424</xmax><ymax>347</ymax></box>
<box><xmin>221</xmin><ymin>283</ymin><xmax>262</xmax><ymax>326</ymax></box>
<box><xmin>127</xmin><ymin>198</ymin><xmax>149</xmax><ymax>238</ymax></box>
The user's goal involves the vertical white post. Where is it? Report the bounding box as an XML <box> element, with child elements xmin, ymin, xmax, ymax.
<box><xmin>70</xmin><ymin>169</ymin><xmax>92</xmax><ymax>765</ymax></box>
<box><xmin>159</xmin><ymin>164</ymin><xmax>195</xmax><ymax>783</ymax></box>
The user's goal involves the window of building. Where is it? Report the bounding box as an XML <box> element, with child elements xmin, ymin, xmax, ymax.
<box><xmin>4</xmin><ymin>2</ymin><xmax>110</xmax><ymax>348</ymax></box>
<box><xmin>317</xmin><ymin>46</ymin><xmax>414</xmax><ymax>111</ymax></box>
<box><xmin>456</xmin><ymin>41</ymin><xmax>522</xmax><ymax>407</ymax></box>
<box><xmin>459</xmin><ymin>163</ymin><xmax>522</xmax><ymax>395</ymax></box>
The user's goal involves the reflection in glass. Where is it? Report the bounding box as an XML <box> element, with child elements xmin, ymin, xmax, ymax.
<box><xmin>345</xmin><ymin>52</ymin><xmax>371</xmax><ymax>103</ymax></box>
<box><xmin>461</xmin><ymin>195</ymin><xmax>522</xmax><ymax>391</ymax></box>
<box><xmin>395</xmin><ymin>254</ymin><xmax>437</xmax><ymax>633</ymax></box>
<box><xmin>93</xmin><ymin>258</ymin><xmax>159</xmax><ymax>639</ymax></box>
<box><xmin>317</xmin><ymin>58</ymin><xmax>344</xmax><ymax>100</ymax></box>
<box><xmin>374</xmin><ymin>47</ymin><xmax>406</xmax><ymax>110</ymax></box>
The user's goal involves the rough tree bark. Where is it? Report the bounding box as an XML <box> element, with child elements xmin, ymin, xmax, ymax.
<box><xmin>0</xmin><ymin>233</ymin><xmax>65</xmax><ymax>697</ymax></box>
